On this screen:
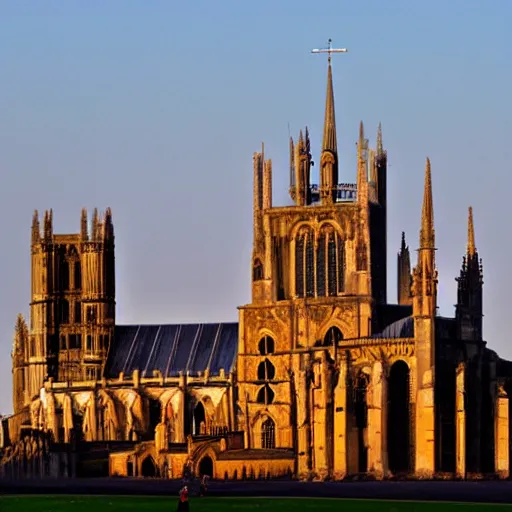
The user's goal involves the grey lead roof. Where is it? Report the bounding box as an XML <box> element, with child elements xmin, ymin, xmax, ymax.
<box><xmin>104</xmin><ymin>323</ymin><xmax>239</xmax><ymax>379</ymax></box>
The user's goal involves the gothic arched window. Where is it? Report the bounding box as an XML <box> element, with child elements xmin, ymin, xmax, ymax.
<box><xmin>316</xmin><ymin>232</ymin><xmax>326</xmax><ymax>297</ymax></box>
<box><xmin>295</xmin><ymin>234</ymin><xmax>305</xmax><ymax>297</ymax></box>
<box><xmin>305</xmin><ymin>235</ymin><xmax>314</xmax><ymax>297</ymax></box>
<box><xmin>258</xmin><ymin>335</ymin><xmax>275</xmax><ymax>356</ymax></box>
<box><xmin>256</xmin><ymin>385</ymin><xmax>275</xmax><ymax>405</ymax></box>
<box><xmin>261</xmin><ymin>418</ymin><xmax>276</xmax><ymax>449</ymax></box>
<box><xmin>257</xmin><ymin>359</ymin><xmax>275</xmax><ymax>381</ymax></box>
<box><xmin>315</xmin><ymin>225</ymin><xmax>346</xmax><ymax>297</ymax></box>
<box><xmin>327</xmin><ymin>232</ymin><xmax>337</xmax><ymax>296</ymax></box>
<box><xmin>323</xmin><ymin>326</ymin><xmax>343</xmax><ymax>346</ymax></box>
<box><xmin>337</xmin><ymin>237</ymin><xmax>345</xmax><ymax>293</ymax></box>
<box><xmin>295</xmin><ymin>227</ymin><xmax>315</xmax><ymax>298</ymax></box>
<box><xmin>253</xmin><ymin>258</ymin><xmax>264</xmax><ymax>281</ymax></box>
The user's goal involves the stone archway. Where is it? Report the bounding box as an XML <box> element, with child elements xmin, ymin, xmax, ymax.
<box><xmin>387</xmin><ymin>360</ymin><xmax>411</xmax><ymax>474</ymax></box>
<box><xmin>198</xmin><ymin>455</ymin><xmax>214</xmax><ymax>477</ymax></box>
<box><xmin>141</xmin><ymin>456</ymin><xmax>157</xmax><ymax>477</ymax></box>
<box><xmin>193</xmin><ymin>401</ymin><xmax>206</xmax><ymax>435</ymax></box>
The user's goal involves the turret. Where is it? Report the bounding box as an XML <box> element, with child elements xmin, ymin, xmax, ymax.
<box><xmin>368</xmin><ymin>123</ymin><xmax>388</xmax><ymax>304</ymax></box>
<box><xmin>455</xmin><ymin>206</ymin><xmax>483</xmax><ymax>341</ymax></box>
<box><xmin>251</xmin><ymin>146</ymin><xmax>273</xmax><ymax>302</ymax></box>
<box><xmin>12</xmin><ymin>314</ymin><xmax>28</xmax><ymax>414</ymax></box>
<box><xmin>397</xmin><ymin>232</ymin><xmax>412</xmax><ymax>305</ymax></box>
<box><xmin>289</xmin><ymin>128</ymin><xmax>313</xmax><ymax>206</ymax></box>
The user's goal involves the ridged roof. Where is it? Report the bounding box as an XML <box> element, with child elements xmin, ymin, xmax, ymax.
<box><xmin>105</xmin><ymin>323</ymin><xmax>238</xmax><ymax>379</ymax></box>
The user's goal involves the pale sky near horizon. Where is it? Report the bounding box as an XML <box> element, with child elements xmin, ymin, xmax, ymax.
<box><xmin>0</xmin><ymin>1</ymin><xmax>510</xmax><ymax>414</ymax></box>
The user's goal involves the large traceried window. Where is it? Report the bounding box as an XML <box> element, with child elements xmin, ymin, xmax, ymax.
<box><xmin>295</xmin><ymin>224</ymin><xmax>345</xmax><ymax>298</ymax></box>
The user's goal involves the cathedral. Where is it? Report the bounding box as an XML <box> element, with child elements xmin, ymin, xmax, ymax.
<box><xmin>1</xmin><ymin>51</ymin><xmax>512</xmax><ymax>482</ymax></box>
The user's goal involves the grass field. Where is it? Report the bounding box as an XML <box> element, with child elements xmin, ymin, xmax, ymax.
<box><xmin>2</xmin><ymin>496</ymin><xmax>512</xmax><ymax>512</ymax></box>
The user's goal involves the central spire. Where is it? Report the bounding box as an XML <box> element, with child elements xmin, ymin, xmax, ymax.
<box><xmin>312</xmin><ymin>39</ymin><xmax>347</xmax><ymax>204</ymax></box>
<box><xmin>322</xmin><ymin>62</ymin><xmax>337</xmax><ymax>155</ymax></box>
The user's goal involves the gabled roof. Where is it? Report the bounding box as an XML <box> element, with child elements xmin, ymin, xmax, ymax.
<box><xmin>105</xmin><ymin>323</ymin><xmax>238</xmax><ymax>379</ymax></box>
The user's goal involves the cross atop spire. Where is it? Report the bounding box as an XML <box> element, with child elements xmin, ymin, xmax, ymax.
<box><xmin>311</xmin><ymin>38</ymin><xmax>348</xmax><ymax>64</ymax></box>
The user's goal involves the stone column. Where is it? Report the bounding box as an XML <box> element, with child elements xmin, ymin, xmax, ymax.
<box><xmin>367</xmin><ymin>360</ymin><xmax>385</xmax><ymax>479</ymax></box>
<box><xmin>495</xmin><ymin>385</ymin><xmax>509</xmax><ymax>479</ymax></box>
<box><xmin>174</xmin><ymin>383</ymin><xmax>186</xmax><ymax>443</ymax></box>
<box><xmin>333</xmin><ymin>355</ymin><xmax>347</xmax><ymax>480</ymax></box>
<box><xmin>312</xmin><ymin>354</ymin><xmax>328</xmax><ymax>479</ymax></box>
<box><xmin>415</xmin><ymin>368</ymin><xmax>435</xmax><ymax>477</ymax></box>
<box><xmin>455</xmin><ymin>363</ymin><xmax>466</xmax><ymax>478</ymax></box>
<box><xmin>296</xmin><ymin>354</ymin><xmax>310</xmax><ymax>478</ymax></box>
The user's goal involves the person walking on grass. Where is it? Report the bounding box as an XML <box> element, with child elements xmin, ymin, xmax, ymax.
<box><xmin>177</xmin><ymin>485</ymin><xmax>189</xmax><ymax>512</ymax></box>
<box><xmin>199</xmin><ymin>474</ymin><xmax>209</xmax><ymax>497</ymax></box>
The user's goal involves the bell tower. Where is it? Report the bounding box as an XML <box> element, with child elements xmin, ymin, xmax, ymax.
<box><xmin>28</xmin><ymin>208</ymin><xmax>115</xmax><ymax>390</ymax></box>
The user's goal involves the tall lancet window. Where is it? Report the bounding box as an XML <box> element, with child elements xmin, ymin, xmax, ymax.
<box><xmin>295</xmin><ymin>227</ymin><xmax>314</xmax><ymax>298</ymax></box>
<box><xmin>337</xmin><ymin>238</ymin><xmax>345</xmax><ymax>293</ymax></box>
<box><xmin>316</xmin><ymin>232</ymin><xmax>326</xmax><ymax>297</ymax></box>
<box><xmin>305</xmin><ymin>235</ymin><xmax>314</xmax><ymax>297</ymax></box>
<box><xmin>295</xmin><ymin>235</ymin><xmax>305</xmax><ymax>298</ymax></box>
<box><xmin>327</xmin><ymin>231</ymin><xmax>337</xmax><ymax>296</ymax></box>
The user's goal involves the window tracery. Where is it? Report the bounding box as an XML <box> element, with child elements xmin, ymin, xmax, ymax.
<box><xmin>295</xmin><ymin>225</ymin><xmax>345</xmax><ymax>298</ymax></box>
<box><xmin>261</xmin><ymin>418</ymin><xmax>276</xmax><ymax>449</ymax></box>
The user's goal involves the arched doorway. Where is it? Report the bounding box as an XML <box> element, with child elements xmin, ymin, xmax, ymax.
<box><xmin>387</xmin><ymin>360</ymin><xmax>411</xmax><ymax>474</ymax></box>
<box><xmin>193</xmin><ymin>401</ymin><xmax>206</xmax><ymax>435</ymax></box>
<box><xmin>141</xmin><ymin>456</ymin><xmax>157</xmax><ymax>477</ymax></box>
<box><xmin>198</xmin><ymin>455</ymin><xmax>213</xmax><ymax>477</ymax></box>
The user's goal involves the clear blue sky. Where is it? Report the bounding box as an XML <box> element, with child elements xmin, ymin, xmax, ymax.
<box><xmin>0</xmin><ymin>0</ymin><xmax>510</xmax><ymax>414</ymax></box>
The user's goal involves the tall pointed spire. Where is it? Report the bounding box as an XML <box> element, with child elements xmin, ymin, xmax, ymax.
<box><xmin>358</xmin><ymin>120</ymin><xmax>364</xmax><ymax>156</ymax></box>
<box><xmin>397</xmin><ymin>232</ymin><xmax>412</xmax><ymax>306</ymax></box>
<box><xmin>401</xmin><ymin>231</ymin><xmax>407</xmax><ymax>252</ymax></box>
<box><xmin>376</xmin><ymin>123</ymin><xmax>383</xmax><ymax>155</ymax></box>
<box><xmin>357</xmin><ymin>121</ymin><xmax>368</xmax><ymax>193</ymax></box>
<box><xmin>322</xmin><ymin>62</ymin><xmax>337</xmax><ymax>155</ymax></box>
<box><xmin>420</xmin><ymin>158</ymin><xmax>435</xmax><ymax>249</ymax></box>
<box><xmin>467</xmin><ymin>206</ymin><xmax>476</xmax><ymax>257</ymax></box>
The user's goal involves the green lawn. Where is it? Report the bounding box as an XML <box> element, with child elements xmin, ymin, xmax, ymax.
<box><xmin>1</xmin><ymin>496</ymin><xmax>511</xmax><ymax>512</ymax></box>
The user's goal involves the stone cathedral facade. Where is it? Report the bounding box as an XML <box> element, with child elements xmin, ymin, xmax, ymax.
<box><xmin>2</xmin><ymin>56</ymin><xmax>512</xmax><ymax>481</ymax></box>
